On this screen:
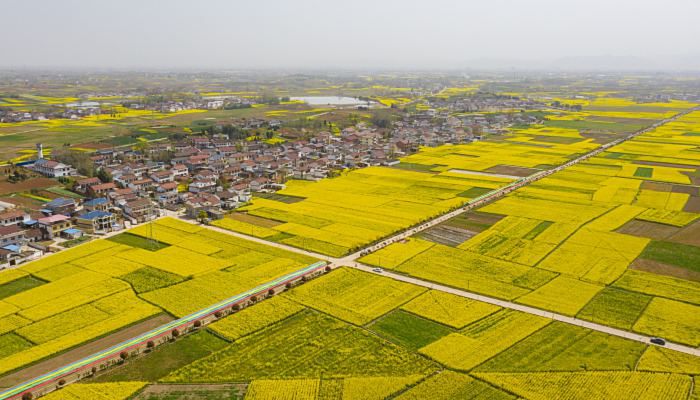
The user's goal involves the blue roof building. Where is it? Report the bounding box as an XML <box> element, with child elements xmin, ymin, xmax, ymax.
<box><xmin>75</xmin><ymin>211</ymin><xmax>119</xmax><ymax>234</ymax></box>
<box><xmin>83</xmin><ymin>197</ymin><xmax>110</xmax><ymax>212</ymax></box>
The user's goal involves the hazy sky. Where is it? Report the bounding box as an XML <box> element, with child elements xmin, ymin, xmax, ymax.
<box><xmin>2</xmin><ymin>0</ymin><xmax>700</xmax><ymax>70</ymax></box>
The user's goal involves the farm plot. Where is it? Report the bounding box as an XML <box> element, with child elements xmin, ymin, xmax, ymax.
<box><xmin>637</xmin><ymin>241</ymin><xmax>700</xmax><ymax>274</ymax></box>
<box><xmin>0</xmin><ymin>291</ymin><xmax>160</xmax><ymax>376</ymax></box>
<box><xmin>475</xmin><ymin>322</ymin><xmax>645</xmax><ymax>372</ymax></box>
<box><xmin>476</xmin><ymin>371</ymin><xmax>691</xmax><ymax>400</ymax></box>
<box><xmin>417</xmin><ymin>223</ymin><xmax>477</xmax><ymax>246</ymax></box>
<box><xmin>162</xmin><ymin>310</ymin><xmax>436</xmax><ymax>382</ymax></box>
<box><xmin>612</xmin><ymin>269</ymin><xmax>700</xmax><ymax>305</ymax></box>
<box><xmin>552</xmin><ymin>228</ymin><xmax>651</xmax><ymax>279</ymax></box>
<box><xmin>400</xmin><ymin>290</ymin><xmax>500</xmax><ymax>329</ymax></box>
<box><xmin>395</xmin><ymin>110</ymin><xmax>700</xmax><ymax>343</ymax></box>
<box><xmin>516</xmin><ymin>276</ymin><xmax>603</xmax><ymax>316</ymax></box>
<box><xmin>391</xmin><ymin>243</ymin><xmax>556</xmax><ymax>300</ymax></box>
<box><xmin>418</xmin><ymin>309</ymin><xmax>551</xmax><ymax>370</ymax></box>
<box><xmin>358</xmin><ymin>238</ymin><xmax>434</xmax><ymax>269</ymax></box>
<box><xmin>633</xmin><ymin>298</ymin><xmax>700</xmax><ymax>346</ymax></box>
<box><xmin>396</xmin><ymin>371</ymin><xmax>515</xmax><ymax>400</ymax></box>
<box><xmin>458</xmin><ymin>216</ymin><xmax>559</xmax><ymax>266</ymax></box>
<box><xmin>576</xmin><ymin>288</ymin><xmax>651</xmax><ymax>329</ymax></box>
<box><xmin>245</xmin><ymin>379</ymin><xmax>319</xmax><ymax>400</ymax></box>
<box><xmin>40</xmin><ymin>382</ymin><xmax>147</xmax><ymax>400</ymax></box>
<box><xmin>637</xmin><ymin>346</ymin><xmax>700</xmax><ymax>374</ymax></box>
<box><xmin>341</xmin><ymin>375</ymin><xmax>425</xmax><ymax>400</ymax></box>
<box><xmin>208</xmin><ymin>296</ymin><xmax>305</xmax><ymax>341</ymax></box>
<box><xmin>368</xmin><ymin>310</ymin><xmax>453</xmax><ymax>350</ymax></box>
<box><xmin>226</xmin><ymin>168</ymin><xmax>483</xmax><ymax>256</ymax></box>
<box><xmin>0</xmin><ymin>217</ymin><xmax>320</xmax><ymax>376</ymax></box>
<box><xmin>283</xmin><ymin>268</ymin><xmax>426</xmax><ymax>325</ymax></box>
<box><xmin>636</xmin><ymin>209</ymin><xmax>700</xmax><ymax>227</ymax></box>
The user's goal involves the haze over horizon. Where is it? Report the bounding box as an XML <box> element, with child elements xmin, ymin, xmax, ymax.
<box><xmin>2</xmin><ymin>0</ymin><xmax>700</xmax><ymax>71</ymax></box>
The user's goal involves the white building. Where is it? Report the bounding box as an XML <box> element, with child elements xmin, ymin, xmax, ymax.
<box><xmin>31</xmin><ymin>159</ymin><xmax>75</xmax><ymax>178</ymax></box>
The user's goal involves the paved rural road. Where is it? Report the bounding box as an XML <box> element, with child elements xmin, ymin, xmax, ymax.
<box><xmin>349</xmin><ymin>262</ymin><xmax>700</xmax><ymax>357</ymax></box>
<box><xmin>191</xmin><ymin>106</ymin><xmax>700</xmax><ymax>356</ymax></box>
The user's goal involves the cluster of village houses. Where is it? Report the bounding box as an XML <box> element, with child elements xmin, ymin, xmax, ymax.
<box><xmin>0</xmin><ymin>97</ymin><xmax>546</xmax><ymax>269</ymax></box>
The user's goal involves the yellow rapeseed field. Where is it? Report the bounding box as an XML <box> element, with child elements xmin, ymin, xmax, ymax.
<box><xmin>401</xmin><ymin>290</ymin><xmax>500</xmax><ymax>329</ymax></box>
<box><xmin>245</xmin><ymin>379</ymin><xmax>319</xmax><ymax>400</ymax></box>
<box><xmin>40</xmin><ymin>382</ymin><xmax>147</xmax><ymax>400</ymax></box>
<box><xmin>283</xmin><ymin>268</ymin><xmax>426</xmax><ymax>325</ymax></box>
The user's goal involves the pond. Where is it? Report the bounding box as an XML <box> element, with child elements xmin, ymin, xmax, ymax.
<box><xmin>66</xmin><ymin>101</ymin><xmax>101</xmax><ymax>108</ymax></box>
<box><xmin>291</xmin><ymin>96</ymin><xmax>373</xmax><ymax>106</ymax></box>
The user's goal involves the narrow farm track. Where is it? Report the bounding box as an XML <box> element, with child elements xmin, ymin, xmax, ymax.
<box><xmin>0</xmin><ymin>314</ymin><xmax>175</xmax><ymax>389</ymax></box>
<box><xmin>0</xmin><ymin>262</ymin><xmax>328</xmax><ymax>400</ymax></box>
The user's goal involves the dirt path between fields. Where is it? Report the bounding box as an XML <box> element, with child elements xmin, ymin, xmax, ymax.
<box><xmin>0</xmin><ymin>314</ymin><xmax>174</xmax><ymax>389</ymax></box>
<box><xmin>136</xmin><ymin>383</ymin><xmax>246</xmax><ymax>398</ymax></box>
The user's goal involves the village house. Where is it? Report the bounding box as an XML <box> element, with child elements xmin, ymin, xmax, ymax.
<box><xmin>83</xmin><ymin>197</ymin><xmax>110</xmax><ymax>212</ymax></box>
<box><xmin>0</xmin><ymin>225</ymin><xmax>27</xmax><ymax>246</ymax></box>
<box><xmin>31</xmin><ymin>159</ymin><xmax>75</xmax><ymax>178</ymax></box>
<box><xmin>156</xmin><ymin>182</ymin><xmax>179</xmax><ymax>206</ymax></box>
<box><xmin>120</xmin><ymin>163</ymin><xmax>149</xmax><ymax>177</ymax></box>
<box><xmin>184</xmin><ymin>193</ymin><xmax>221</xmax><ymax>219</ymax></box>
<box><xmin>249</xmin><ymin>177</ymin><xmax>271</xmax><ymax>191</ymax></box>
<box><xmin>171</xmin><ymin>164</ymin><xmax>189</xmax><ymax>179</ymax></box>
<box><xmin>37</xmin><ymin>214</ymin><xmax>72</xmax><ymax>239</ymax></box>
<box><xmin>231</xmin><ymin>183</ymin><xmax>252</xmax><ymax>202</ymax></box>
<box><xmin>109</xmin><ymin>188</ymin><xmax>138</xmax><ymax>204</ymax></box>
<box><xmin>0</xmin><ymin>209</ymin><xmax>30</xmax><ymax>226</ymax></box>
<box><xmin>128</xmin><ymin>178</ymin><xmax>155</xmax><ymax>193</ymax></box>
<box><xmin>114</xmin><ymin>174</ymin><xmax>138</xmax><ymax>187</ymax></box>
<box><xmin>75</xmin><ymin>211</ymin><xmax>119</xmax><ymax>234</ymax></box>
<box><xmin>185</xmin><ymin>154</ymin><xmax>210</xmax><ymax>171</ymax></box>
<box><xmin>0</xmin><ymin>243</ymin><xmax>41</xmax><ymax>268</ymax></box>
<box><xmin>74</xmin><ymin>177</ymin><xmax>102</xmax><ymax>194</ymax></box>
<box><xmin>217</xmin><ymin>190</ymin><xmax>239</xmax><ymax>209</ymax></box>
<box><xmin>43</xmin><ymin>197</ymin><xmax>77</xmax><ymax>216</ymax></box>
<box><xmin>88</xmin><ymin>182</ymin><xmax>117</xmax><ymax>198</ymax></box>
<box><xmin>122</xmin><ymin>198</ymin><xmax>155</xmax><ymax>223</ymax></box>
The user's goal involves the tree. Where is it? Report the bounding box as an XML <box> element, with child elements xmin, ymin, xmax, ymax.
<box><xmin>214</xmin><ymin>311</ymin><xmax>223</xmax><ymax>318</ymax></box>
<box><xmin>52</xmin><ymin>149</ymin><xmax>95</xmax><ymax>177</ymax></box>
<box><xmin>325</xmin><ymin>266</ymin><xmax>332</xmax><ymax>273</ymax></box>
<box><xmin>96</xmin><ymin>168</ymin><xmax>112</xmax><ymax>183</ymax></box>
<box><xmin>146</xmin><ymin>340</ymin><xmax>155</xmax><ymax>348</ymax></box>
<box><xmin>193</xmin><ymin>320</ymin><xmax>202</xmax><ymax>328</ymax></box>
<box><xmin>119</xmin><ymin>351</ymin><xmax>128</xmax><ymax>361</ymax></box>
<box><xmin>231</xmin><ymin>303</ymin><xmax>240</xmax><ymax>312</ymax></box>
<box><xmin>197</xmin><ymin>210</ymin><xmax>208</xmax><ymax>224</ymax></box>
<box><xmin>171</xmin><ymin>329</ymin><xmax>180</xmax><ymax>338</ymax></box>
<box><xmin>217</xmin><ymin>175</ymin><xmax>230</xmax><ymax>190</ymax></box>
<box><xmin>22</xmin><ymin>393</ymin><xmax>33</xmax><ymax>400</ymax></box>
<box><xmin>133</xmin><ymin>141</ymin><xmax>150</xmax><ymax>153</ymax></box>
<box><xmin>58</xmin><ymin>379</ymin><xmax>66</xmax><ymax>386</ymax></box>
<box><xmin>370</xmin><ymin>110</ymin><xmax>394</xmax><ymax>129</ymax></box>
<box><xmin>268</xmin><ymin>289</ymin><xmax>275</xmax><ymax>297</ymax></box>
<box><xmin>151</xmin><ymin>150</ymin><xmax>174</xmax><ymax>163</ymax></box>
